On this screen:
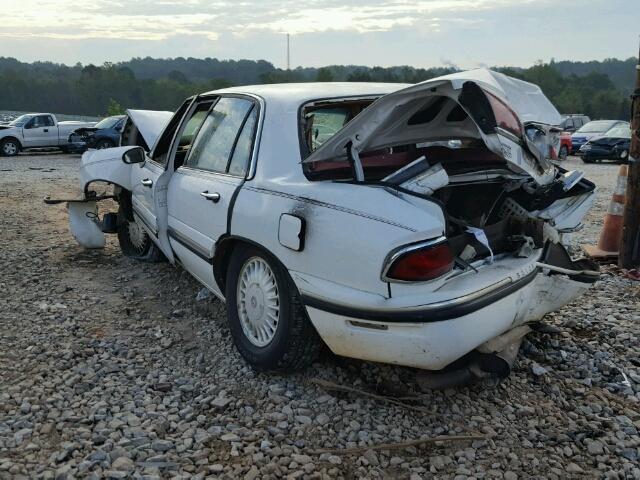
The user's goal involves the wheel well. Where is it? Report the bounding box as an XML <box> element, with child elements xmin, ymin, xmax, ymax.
<box><xmin>212</xmin><ymin>237</ymin><xmax>282</xmax><ymax>294</ymax></box>
<box><xmin>1</xmin><ymin>137</ymin><xmax>22</xmax><ymax>149</ymax></box>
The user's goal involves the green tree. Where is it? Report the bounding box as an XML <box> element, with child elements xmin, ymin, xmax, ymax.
<box><xmin>106</xmin><ymin>98</ymin><xmax>125</xmax><ymax>116</ymax></box>
<box><xmin>316</xmin><ymin>67</ymin><xmax>334</xmax><ymax>82</ymax></box>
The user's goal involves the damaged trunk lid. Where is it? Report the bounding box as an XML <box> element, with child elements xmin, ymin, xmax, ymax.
<box><xmin>303</xmin><ymin>68</ymin><xmax>562</xmax><ymax>185</ymax></box>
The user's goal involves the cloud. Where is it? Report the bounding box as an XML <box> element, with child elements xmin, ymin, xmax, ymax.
<box><xmin>1</xmin><ymin>0</ymin><xmax>632</xmax><ymax>69</ymax></box>
<box><xmin>1</xmin><ymin>0</ymin><xmax>543</xmax><ymax>41</ymax></box>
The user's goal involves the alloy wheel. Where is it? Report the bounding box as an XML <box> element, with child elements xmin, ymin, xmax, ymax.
<box><xmin>2</xmin><ymin>142</ymin><xmax>17</xmax><ymax>156</ymax></box>
<box><xmin>236</xmin><ymin>257</ymin><xmax>280</xmax><ymax>347</ymax></box>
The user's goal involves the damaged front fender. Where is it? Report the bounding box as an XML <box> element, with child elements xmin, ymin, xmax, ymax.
<box><xmin>79</xmin><ymin>147</ymin><xmax>137</xmax><ymax>194</ymax></box>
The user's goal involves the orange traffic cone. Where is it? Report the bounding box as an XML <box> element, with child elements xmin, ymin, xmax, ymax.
<box><xmin>582</xmin><ymin>165</ymin><xmax>628</xmax><ymax>259</ymax></box>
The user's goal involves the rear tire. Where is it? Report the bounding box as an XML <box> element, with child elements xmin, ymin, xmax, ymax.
<box><xmin>1</xmin><ymin>138</ymin><xmax>20</xmax><ymax>157</ymax></box>
<box><xmin>225</xmin><ymin>244</ymin><xmax>323</xmax><ymax>371</ymax></box>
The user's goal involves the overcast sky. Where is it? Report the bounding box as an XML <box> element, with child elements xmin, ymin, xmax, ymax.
<box><xmin>1</xmin><ymin>0</ymin><xmax>637</xmax><ymax>69</ymax></box>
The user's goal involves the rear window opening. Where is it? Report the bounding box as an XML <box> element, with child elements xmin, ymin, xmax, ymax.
<box><xmin>301</xmin><ymin>94</ymin><xmax>495</xmax><ymax>183</ymax></box>
<box><xmin>301</xmin><ymin>98</ymin><xmax>375</xmax><ymax>156</ymax></box>
<box><xmin>303</xmin><ymin>140</ymin><xmax>507</xmax><ymax>182</ymax></box>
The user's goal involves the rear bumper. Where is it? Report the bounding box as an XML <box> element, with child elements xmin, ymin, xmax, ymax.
<box><xmin>302</xmin><ymin>268</ymin><xmax>538</xmax><ymax>323</ymax></box>
<box><xmin>305</xmin><ymin>270</ymin><xmax>593</xmax><ymax>370</ymax></box>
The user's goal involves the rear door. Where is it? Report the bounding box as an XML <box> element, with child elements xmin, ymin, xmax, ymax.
<box><xmin>167</xmin><ymin>96</ymin><xmax>259</xmax><ymax>294</ymax></box>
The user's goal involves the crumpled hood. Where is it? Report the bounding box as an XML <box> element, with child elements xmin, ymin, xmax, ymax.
<box><xmin>304</xmin><ymin>68</ymin><xmax>562</xmax><ymax>185</ymax></box>
<box><xmin>126</xmin><ymin>109</ymin><xmax>173</xmax><ymax>149</ymax></box>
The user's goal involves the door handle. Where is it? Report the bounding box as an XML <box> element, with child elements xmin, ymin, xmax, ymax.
<box><xmin>200</xmin><ymin>191</ymin><xmax>221</xmax><ymax>203</ymax></box>
<box><xmin>44</xmin><ymin>129</ymin><xmax>49</xmax><ymax>132</ymax></box>
<box><xmin>141</xmin><ymin>178</ymin><xmax>153</xmax><ymax>187</ymax></box>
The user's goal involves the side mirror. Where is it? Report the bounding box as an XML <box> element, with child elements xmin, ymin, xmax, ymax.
<box><xmin>122</xmin><ymin>146</ymin><xmax>146</xmax><ymax>164</ymax></box>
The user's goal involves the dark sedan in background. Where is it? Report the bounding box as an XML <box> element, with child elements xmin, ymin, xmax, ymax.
<box><xmin>571</xmin><ymin>119</ymin><xmax>628</xmax><ymax>154</ymax></box>
<box><xmin>68</xmin><ymin>115</ymin><xmax>125</xmax><ymax>153</ymax></box>
<box><xmin>579</xmin><ymin>124</ymin><xmax>631</xmax><ymax>163</ymax></box>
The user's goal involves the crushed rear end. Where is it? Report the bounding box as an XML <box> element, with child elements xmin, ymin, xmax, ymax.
<box><xmin>301</xmin><ymin>69</ymin><xmax>599</xmax><ymax>380</ymax></box>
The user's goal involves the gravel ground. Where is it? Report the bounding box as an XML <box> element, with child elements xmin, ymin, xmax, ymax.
<box><xmin>1</xmin><ymin>153</ymin><xmax>639</xmax><ymax>479</ymax></box>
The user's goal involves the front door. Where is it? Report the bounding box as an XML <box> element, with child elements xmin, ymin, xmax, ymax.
<box><xmin>22</xmin><ymin>115</ymin><xmax>56</xmax><ymax>147</ymax></box>
<box><xmin>130</xmin><ymin>159</ymin><xmax>164</xmax><ymax>237</ymax></box>
<box><xmin>128</xmin><ymin>99</ymin><xmax>194</xmax><ymax>243</ymax></box>
<box><xmin>167</xmin><ymin>96</ymin><xmax>259</xmax><ymax>296</ymax></box>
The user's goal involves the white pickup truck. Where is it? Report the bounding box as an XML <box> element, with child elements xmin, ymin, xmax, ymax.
<box><xmin>0</xmin><ymin>113</ymin><xmax>96</xmax><ymax>156</ymax></box>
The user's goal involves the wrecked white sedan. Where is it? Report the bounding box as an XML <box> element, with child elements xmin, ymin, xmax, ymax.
<box><xmin>49</xmin><ymin>69</ymin><xmax>599</xmax><ymax>379</ymax></box>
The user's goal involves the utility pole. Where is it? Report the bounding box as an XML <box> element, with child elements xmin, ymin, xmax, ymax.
<box><xmin>619</xmin><ymin>41</ymin><xmax>640</xmax><ymax>268</ymax></box>
<box><xmin>286</xmin><ymin>34</ymin><xmax>291</xmax><ymax>71</ymax></box>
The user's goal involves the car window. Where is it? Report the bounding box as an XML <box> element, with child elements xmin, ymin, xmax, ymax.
<box><xmin>151</xmin><ymin>98</ymin><xmax>193</xmax><ymax>165</ymax></box>
<box><xmin>605</xmin><ymin>125</ymin><xmax>631</xmax><ymax>138</ymax></box>
<box><xmin>41</xmin><ymin>115</ymin><xmax>54</xmax><ymax>127</ymax></box>
<box><xmin>8</xmin><ymin>115</ymin><xmax>29</xmax><ymax>127</ymax></box>
<box><xmin>184</xmin><ymin>97</ymin><xmax>254</xmax><ymax>174</ymax></box>
<box><xmin>576</xmin><ymin>120</ymin><xmax>618</xmax><ymax>134</ymax></box>
<box><xmin>564</xmin><ymin>118</ymin><xmax>574</xmax><ymax>129</ymax></box>
<box><xmin>94</xmin><ymin>116</ymin><xmax>122</xmax><ymax>130</ymax></box>
<box><xmin>228</xmin><ymin>107</ymin><xmax>258</xmax><ymax>176</ymax></box>
<box><xmin>173</xmin><ymin>100</ymin><xmax>214</xmax><ymax>170</ymax></box>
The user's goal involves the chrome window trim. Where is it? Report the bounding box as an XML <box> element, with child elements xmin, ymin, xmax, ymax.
<box><xmin>176</xmin><ymin>92</ymin><xmax>264</xmax><ymax>180</ymax></box>
<box><xmin>381</xmin><ymin>235</ymin><xmax>449</xmax><ymax>283</ymax></box>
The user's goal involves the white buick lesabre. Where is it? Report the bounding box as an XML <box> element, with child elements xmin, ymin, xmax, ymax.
<box><xmin>50</xmin><ymin>69</ymin><xmax>599</xmax><ymax>380</ymax></box>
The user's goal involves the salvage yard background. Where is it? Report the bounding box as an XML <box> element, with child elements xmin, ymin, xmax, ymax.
<box><xmin>0</xmin><ymin>152</ymin><xmax>639</xmax><ymax>479</ymax></box>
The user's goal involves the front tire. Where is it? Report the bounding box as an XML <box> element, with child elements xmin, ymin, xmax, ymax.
<box><xmin>1</xmin><ymin>138</ymin><xmax>20</xmax><ymax>157</ymax></box>
<box><xmin>225</xmin><ymin>245</ymin><xmax>323</xmax><ymax>371</ymax></box>
<box><xmin>116</xmin><ymin>205</ymin><xmax>164</xmax><ymax>262</ymax></box>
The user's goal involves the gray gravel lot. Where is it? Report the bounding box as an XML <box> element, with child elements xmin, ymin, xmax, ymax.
<box><xmin>1</xmin><ymin>153</ymin><xmax>639</xmax><ymax>479</ymax></box>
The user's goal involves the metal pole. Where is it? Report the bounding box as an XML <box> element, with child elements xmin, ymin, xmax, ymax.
<box><xmin>619</xmin><ymin>40</ymin><xmax>640</xmax><ymax>268</ymax></box>
<box><xmin>287</xmin><ymin>34</ymin><xmax>290</xmax><ymax>71</ymax></box>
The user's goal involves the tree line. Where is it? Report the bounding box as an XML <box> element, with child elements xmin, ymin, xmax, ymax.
<box><xmin>0</xmin><ymin>56</ymin><xmax>634</xmax><ymax>121</ymax></box>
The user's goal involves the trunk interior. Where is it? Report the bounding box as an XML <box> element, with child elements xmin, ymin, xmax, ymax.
<box><xmin>432</xmin><ymin>169</ymin><xmax>594</xmax><ymax>263</ymax></box>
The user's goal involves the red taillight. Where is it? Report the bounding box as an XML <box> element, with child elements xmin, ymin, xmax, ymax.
<box><xmin>485</xmin><ymin>90</ymin><xmax>522</xmax><ymax>138</ymax></box>
<box><xmin>385</xmin><ymin>242</ymin><xmax>454</xmax><ymax>282</ymax></box>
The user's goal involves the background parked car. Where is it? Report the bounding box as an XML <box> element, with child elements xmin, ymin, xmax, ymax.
<box><xmin>67</xmin><ymin>115</ymin><xmax>125</xmax><ymax>153</ymax></box>
<box><xmin>0</xmin><ymin>113</ymin><xmax>95</xmax><ymax>156</ymax></box>
<box><xmin>579</xmin><ymin>124</ymin><xmax>631</xmax><ymax>163</ymax></box>
<box><xmin>571</xmin><ymin>120</ymin><xmax>628</xmax><ymax>154</ymax></box>
<box><xmin>559</xmin><ymin>132</ymin><xmax>572</xmax><ymax>159</ymax></box>
<box><xmin>559</xmin><ymin>114</ymin><xmax>590</xmax><ymax>133</ymax></box>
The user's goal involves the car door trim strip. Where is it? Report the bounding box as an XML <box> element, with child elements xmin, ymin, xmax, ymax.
<box><xmin>167</xmin><ymin>227</ymin><xmax>213</xmax><ymax>264</ymax></box>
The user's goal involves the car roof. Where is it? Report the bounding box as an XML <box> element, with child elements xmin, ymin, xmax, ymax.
<box><xmin>203</xmin><ymin>82</ymin><xmax>410</xmax><ymax>105</ymax></box>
